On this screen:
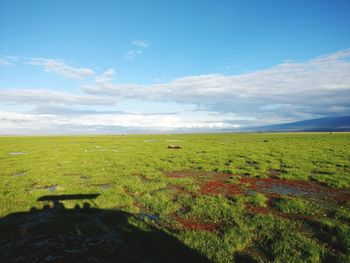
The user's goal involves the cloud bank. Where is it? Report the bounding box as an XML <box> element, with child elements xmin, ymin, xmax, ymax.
<box><xmin>86</xmin><ymin>49</ymin><xmax>350</xmax><ymax>120</ymax></box>
<box><xmin>0</xmin><ymin>111</ymin><xmax>240</xmax><ymax>135</ymax></box>
<box><xmin>1</xmin><ymin>49</ymin><xmax>349</xmax><ymax>134</ymax></box>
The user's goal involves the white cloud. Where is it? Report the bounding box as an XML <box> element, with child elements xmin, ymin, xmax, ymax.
<box><xmin>1</xmin><ymin>49</ymin><xmax>350</xmax><ymax>134</ymax></box>
<box><xmin>87</xmin><ymin>49</ymin><xmax>350</xmax><ymax>119</ymax></box>
<box><xmin>0</xmin><ymin>89</ymin><xmax>116</xmax><ymax>106</ymax></box>
<box><xmin>125</xmin><ymin>39</ymin><xmax>150</xmax><ymax>60</ymax></box>
<box><xmin>95</xmin><ymin>68</ymin><xmax>115</xmax><ymax>82</ymax></box>
<box><xmin>29</xmin><ymin>58</ymin><xmax>95</xmax><ymax>79</ymax></box>
<box><xmin>4</xmin><ymin>56</ymin><xmax>20</xmax><ymax>61</ymax></box>
<box><xmin>125</xmin><ymin>50</ymin><xmax>143</xmax><ymax>60</ymax></box>
<box><xmin>0</xmin><ymin>111</ymin><xmax>241</xmax><ymax>135</ymax></box>
<box><xmin>130</xmin><ymin>40</ymin><xmax>150</xmax><ymax>48</ymax></box>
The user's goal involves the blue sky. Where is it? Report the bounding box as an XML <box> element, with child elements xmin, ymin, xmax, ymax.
<box><xmin>1</xmin><ymin>0</ymin><xmax>350</xmax><ymax>134</ymax></box>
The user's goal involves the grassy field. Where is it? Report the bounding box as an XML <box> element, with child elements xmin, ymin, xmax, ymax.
<box><xmin>0</xmin><ymin>133</ymin><xmax>350</xmax><ymax>262</ymax></box>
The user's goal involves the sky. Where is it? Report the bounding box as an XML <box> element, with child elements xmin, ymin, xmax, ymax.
<box><xmin>1</xmin><ymin>0</ymin><xmax>350</xmax><ymax>134</ymax></box>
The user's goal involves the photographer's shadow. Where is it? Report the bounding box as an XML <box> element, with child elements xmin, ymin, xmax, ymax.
<box><xmin>0</xmin><ymin>194</ymin><xmax>209</xmax><ymax>263</ymax></box>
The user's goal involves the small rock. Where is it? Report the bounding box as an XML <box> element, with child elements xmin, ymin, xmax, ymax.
<box><xmin>168</xmin><ymin>145</ymin><xmax>182</xmax><ymax>149</ymax></box>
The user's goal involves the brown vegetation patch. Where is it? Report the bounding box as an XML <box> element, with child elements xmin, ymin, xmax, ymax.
<box><xmin>245</xmin><ymin>203</ymin><xmax>314</xmax><ymax>222</ymax></box>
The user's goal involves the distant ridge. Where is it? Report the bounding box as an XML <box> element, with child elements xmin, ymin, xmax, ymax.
<box><xmin>244</xmin><ymin>116</ymin><xmax>350</xmax><ymax>132</ymax></box>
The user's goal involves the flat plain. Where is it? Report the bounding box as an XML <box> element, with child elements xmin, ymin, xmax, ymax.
<box><xmin>0</xmin><ymin>133</ymin><xmax>349</xmax><ymax>262</ymax></box>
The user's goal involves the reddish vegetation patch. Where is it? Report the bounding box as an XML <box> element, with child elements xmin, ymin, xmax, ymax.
<box><xmin>245</xmin><ymin>204</ymin><xmax>314</xmax><ymax>222</ymax></box>
<box><xmin>241</xmin><ymin>177</ymin><xmax>319</xmax><ymax>191</ymax></box>
<box><xmin>246</xmin><ymin>204</ymin><xmax>275</xmax><ymax>216</ymax></box>
<box><xmin>340</xmin><ymin>194</ymin><xmax>350</xmax><ymax>202</ymax></box>
<box><xmin>175</xmin><ymin>216</ymin><xmax>219</xmax><ymax>231</ymax></box>
<box><xmin>246</xmin><ymin>203</ymin><xmax>288</xmax><ymax>219</ymax></box>
<box><xmin>165</xmin><ymin>171</ymin><xmax>350</xmax><ymax>202</ymax></box>
<box><xmin>201</xmin><ymin>181</ymin><xmax>244</xmax><ymax>195</ymax></box>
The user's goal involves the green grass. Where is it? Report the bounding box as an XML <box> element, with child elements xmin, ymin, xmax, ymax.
<box><xmin>273</xmin><ymin>197</ymin><xmax>319</xmax><ymax>216</ymax></box>
<box><xmin>0</xmin><ymin>132</ymin><xmax>350</xmax><ymax>262</ymax></box>
<box><xmin>249</xmin><ymin>192</ymin><xmax>268</xmax><ymax>207</ymax></box>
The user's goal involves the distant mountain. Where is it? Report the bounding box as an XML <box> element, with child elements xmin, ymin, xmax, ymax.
<box><xmin>244</xmin><ymin>116</ymin><xmax>350</xmax><ymax>132</ymax></box>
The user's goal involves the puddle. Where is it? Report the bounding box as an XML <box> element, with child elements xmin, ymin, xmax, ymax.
<box><xmin>9</xmin><ymin>152</ymin><xmax>26</xmax><ymax>155</ymax></box>
<box><xmin>138</xmin><ymin>213</ymin><xmax>160</xmax><ymax>222</ymax></box>
<box><xmin>263</xmin><ymin>183</ymin><xmax>309</xmax><ymax>196</ymax></box>
<box><xmin>47</xmin><ymin>186</ymin><xmax>58</xmax><ymax>191</ymax></box>
<box><xmin>35</xmin><ymin>185</ymin><xmax>59</xmax><ymax>191</ymax></box>
<box><xmin>100</xmin><ymin>184</ymin><xmax>111</xmax><ymax>190</ymax></box>
<box><xmin>239</xmin><ymin>177</ymin><xmax>347</xmax><ymax>201</ymax></box>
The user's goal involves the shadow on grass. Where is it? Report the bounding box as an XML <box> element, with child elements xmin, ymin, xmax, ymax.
<box><xmin>0</xmin><ymin>194</ymin><xmax>209</xmax><ymax>263</ymax></box>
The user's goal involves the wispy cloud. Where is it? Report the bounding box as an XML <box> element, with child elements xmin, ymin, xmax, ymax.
<box><xmin>130</xmin><ymin>40</ymin><xmax>150</xmax><ymax>48</ymax></box>
<box><xmin>95</xmin><ymin>68</ymin><xmax>115</xmax><ymax>82</ymax></box>
<box><xmin>0</xmin><ymin>58</ymin><xmax>14</xmax><ymax>66</ymax></box>
<box><xmin>125</xmin><ymin>50</ymin><xmax>143</xmax><ymax>60</ymax></box>
<box><xmin>0</xmin><ymin>89</ymin><xmax>116</xmax><ymax>106</ymax></box>
<box><xmin>29</xmin><ymin>58</ymin><xmax>95</xmax><ymax>79</ymax></box>
<box><xmin>125</xmin><ymin>39</ymin><xmax>150</xmax><ymax>60</ymax></box>
<box><xmin>4</xmin><ymin>55</ymin><xmax>20</xmax><ymax>61</ymax></box>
